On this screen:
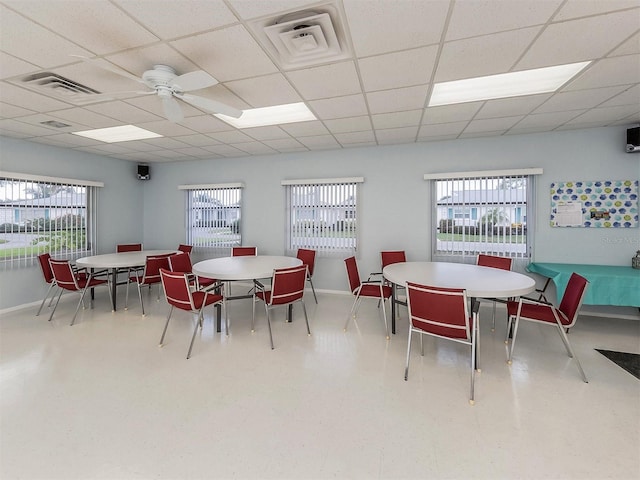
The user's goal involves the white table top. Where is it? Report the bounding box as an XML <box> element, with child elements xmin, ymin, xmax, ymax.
<box><xmin>383</xmin><ymin>261</ymin><xmax>536</xmax><ymax>298</ymax></box>
<box><xmin>76</xmin><ymin>250</ymin><xmax>177</xmax><ymax>269</ymax></box>
<box><xmin>193</xmin><ymin>255</ymin><xmax>302</xmax><ymax>281</ymax></box>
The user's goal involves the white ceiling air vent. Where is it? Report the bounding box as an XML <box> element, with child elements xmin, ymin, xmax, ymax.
<box><xmin>19</xmin><ymin>72</ymin><xmax>100</xmax><ymax>101</ymax></box>
<box><xmin>250</xmin><ymin>2</ymin><xmax>352</xmax><ymax>70</ymax></box>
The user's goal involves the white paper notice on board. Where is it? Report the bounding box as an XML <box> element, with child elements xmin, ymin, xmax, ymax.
<box><xmin>554</xmin><ymin>201</ymin><xmax>583</xmax><ymax>227</ymax></box>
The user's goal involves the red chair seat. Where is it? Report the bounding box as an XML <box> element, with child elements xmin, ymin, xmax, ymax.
<box><xmin>507</xmin><ymin>301</ymin><xmax>570</xmax><ymax>326</ymax></box>
<box><xmin>359</xmin><ymin>283</ymin><xmax>392</xmax><ymax>298</ymax></box>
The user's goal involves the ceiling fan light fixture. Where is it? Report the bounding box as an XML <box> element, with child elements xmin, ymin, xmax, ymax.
<box><xmin>215</xmin><ymin>102</ymin><xmax>316</xmax><ymax>128</ymax></box>
<box><xmin>72</xmin><ymin>125</ymin><xmax>162</xmax><ymax>143</ymax></box>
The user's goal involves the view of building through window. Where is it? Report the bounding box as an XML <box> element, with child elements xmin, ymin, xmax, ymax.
<box><xmin>0</xmin><ymin>177</ymin><xmax>95</xmax><ymax>268</ymax></box>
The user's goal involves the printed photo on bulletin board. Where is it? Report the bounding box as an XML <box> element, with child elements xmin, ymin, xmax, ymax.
<box><xmin>550</xmin><ymin>180</ymin><xmax>638</xmax><ymax>228</ymax></box>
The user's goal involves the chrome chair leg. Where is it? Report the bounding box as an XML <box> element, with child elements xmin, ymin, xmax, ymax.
<box><xmin>308</xmin><ymin>276</ymin><xmax>317</xmax><ymax>304</ymax></box>
<box><xmin>36</xmin><ymin>283</ymin><xmax>57</xmax><ymax>316</ymax></box>
<box><xmin>48</xmin><ymin>289</ymin><xmax>64</xmax><ymax>322</ymax></box>
<box><xmin>404</xmin><ymin>328</ymin><xmax>413</xmax><ymax>380</ymax></box>
<box><xmin>159</xmin><ymin>306</ymin><xmax>174</xmax><ymax>346</ymax></box>
<box><xmin>265</xmin><ymin>304</ymin><xmax>274</xmax><ymax>350</ymax></box>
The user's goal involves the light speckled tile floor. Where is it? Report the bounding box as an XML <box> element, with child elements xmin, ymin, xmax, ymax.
<box><xmin>1</xmin><ymin>288</ymin><xmax>639</xmax><ymax>479</ymax></box>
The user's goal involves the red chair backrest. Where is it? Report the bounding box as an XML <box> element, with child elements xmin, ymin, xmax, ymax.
<box><xmin>168</xmin><ymin>253</ymin><xmax>192</xmax><ymax>273</ymax></box>
<box><xmin>296</xmin><ymin>248</ymin><xmax>316</xmax><ymax>276</ymax></box>
<box><xmin>406</xmin><ymin>282</ymin><xmax>470</xmax><ymax>340</ymax></box>
<box><xmin>160</xmin><ymin>268</ymin><xmax>195</xmax><ymax>311</ymax></box>
<box><xmin>140</xmin><ymin>255</ymin><xmax>171</xmax><ymax>285</ymax></box>
<box><xmin>268</xmin><ymin>265</ymin><xmax>308</xmax><ymax>306</ymax></box>
<box><xmin>558</xmin><ymin>273</ymin><xmax>589</xmax><ymax>326</ymax></box>
<box><xmin>178</xmin><ymin>244</ymin><xmax>193</xmax><ymax>254</ymax></box>
<box><xmin>117</xmin><ymin>243</ymin><xmax>142</xmax><ymax>253</ymax></box>
<box><xmin>344</xmin><ymin>256</ymin><xmax>362</xmax><ymax>294</ymax></box>
<box><xmin>232</xmin><ymin>246</ymin><xmax>257</xmax><ymax>256</ymax></box>
<box><xmin>381</xmin><ymin>250</ymin><xmax>406</xmax><ymax>268</ymax></box>
<box><xmin>38</xmin><ymin>253</ymin><xmax>54</xmax><ymax>284</ymax></box>
<box><xmin>477</xmin><ymin>254</ymin><xmax>512</xmax><ymax>271</ymax></box>
<box><xmin>49</xmin><ymin>259</ymin><xmax>79</xmax><ymax>291</ymax></box>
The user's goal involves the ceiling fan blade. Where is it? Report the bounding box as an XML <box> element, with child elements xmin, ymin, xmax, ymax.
<box><xmin>172</xmin><ymin>71</ymin><xmax>218</xmax><ymax>92</ymax></box>
<box><xmin>75</xmin><ymin>90</ymin><xmax>154</xmax><ymax>103</ymax></box>
<box><xmin>178</xmin><ymin>93</ymin><xmax>243</xmax><ymax>118</ymax></box>
<box><xmin>70</xmin><ymin>55</ymin><xmax>144</xmax><ymax>84</ymax></box>
<box><xmin>161</xmin><ymin>95</ymin><xmax>184</xmax><ymax>123</ymax></box>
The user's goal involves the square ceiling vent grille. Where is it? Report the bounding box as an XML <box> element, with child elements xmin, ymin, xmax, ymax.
<box><xmin>249</xmin><ymin>2</ymin><xmax>352</xmax><ymax>70</ymax></box>
<box><xmin>17</xmin><ymin>72</ymin><xmax>100</xmax><ymax>101</ymax></box>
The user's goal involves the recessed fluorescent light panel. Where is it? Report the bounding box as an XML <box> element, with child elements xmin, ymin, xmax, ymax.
<box><xmin>429</xmin><ymin>61</ymin><xmax>591</xmax><ymax>107</ymax></box>
<box><xmin>215</xmin><ymin>102</ymin><xmax>316</xmax><ymax>128</ymax></box>
<box><xmin>71</xmin><ymin>125</ymin><xmax>162</xmax><ymax>143</ymax></box>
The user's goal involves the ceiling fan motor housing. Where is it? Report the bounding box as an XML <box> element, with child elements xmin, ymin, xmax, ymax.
<box><xmin>142</xmin><ymin>65</ymin><xmax>179</xmax><ymax>91</ymax></box>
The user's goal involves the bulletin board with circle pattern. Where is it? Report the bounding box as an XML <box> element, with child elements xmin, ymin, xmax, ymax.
<box><xmin>550</xmin><ymin>180</ymin><xmax>638</xmax><ymax>228</ymax></box>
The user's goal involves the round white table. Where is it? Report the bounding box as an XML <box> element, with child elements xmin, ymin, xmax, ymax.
<box><xmin>192</xmin><ymin>255</ymin><xmax>303</xmax><ymax>331</ymax></box>
<box><xmin>76</xmin><ymin>250</ymin><xmax>176</xmax><ymax>310</ymax></box>
<box><xmin>383</xmin><ymin>261</ymin><xmax>536</xmax><ymax>334</ymax></box>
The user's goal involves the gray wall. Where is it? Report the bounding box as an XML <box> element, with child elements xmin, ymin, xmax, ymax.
<box><xmin>2</xmin><ymin>126</ymin><xmax>639</xmax><ymax>316</ymax></box>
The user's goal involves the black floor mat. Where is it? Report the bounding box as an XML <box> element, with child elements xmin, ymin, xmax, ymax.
<box><xmin>596</xmin><ymin>349</ymin><xmax>640</xmax><ymax>380</ymax></box>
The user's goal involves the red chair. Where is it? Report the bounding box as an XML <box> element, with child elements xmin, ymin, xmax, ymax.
<box><xmin>125</xmin><ymin>254</ymin><xmax>171</xmax><ymax>316</ymax></box>
<box><xmin>117</xmin><ymin>243</ymin><xmax>142</xmax><ymax>252</ymax></box>
<box><xmin>477</xmin><ymin>254</ymin><xmax>513</xmax><ymax>331</ymax></box>
<box><xmin>36</xmin><ymin>253</ymin><xmax>60</xmax><ymax>316</ymax></box>
<box><xmin>343</xmin><ymin>256</ymin><xmax>392</xmax><ymax>339</ymax></box>
<box><xmin>178</xmin><ymin>244</ymin><xmax>193</xmax><ymax>254</ymax></box>
<box><xmin>159</xmin><ymin>268</ymin><xmax>225</xmax><ymax>359</ymax></box>
<box><xmin>48</xmin><ymin>259</ymin><xmax>112</xmax><ymax>325</ymax></box>
<box><xmin>506</xmin><ymin>273</ymin><xmax>589</xmax><ymax>382</ymax></box>
<box><xmin>381</xmin><ymin>250</ymin><xmax>406</xmax><ymax>268</ymax></box>
<box><xmin>296</xmin><ymin>248</ymin><xmax>317</xmax><ymax>303</ymax></box>
<box><xmin>232</xmin><ymin>246</ymin><xmax>257</xmax><ymax>256</ymax></box>
<box><xmin>167</xmin><ymin>252</ymin><xmax>217</xmax><ymax>290</ymax></box>
<box><xmin>252</xmin><ymin>264</ymin><xmax>311</xmax><ymax>349</ymax></box>
<box><xmin>405</xmin><ymin>282</ymin><xmax>479</xmax><ymax>405</ymax></box>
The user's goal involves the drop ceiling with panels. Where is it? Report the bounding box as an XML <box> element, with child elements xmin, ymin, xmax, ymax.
<box><xmin>1</xmin><ymin>0</ymin><xmax>639</xmax><ymax>163</ymax></box>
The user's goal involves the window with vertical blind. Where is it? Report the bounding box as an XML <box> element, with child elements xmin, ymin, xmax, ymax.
<box><xmin>0</xmin><ymin>171</ymin><xmax>102</xmax><ymax>269</ymax></box>
<box><xmin>180</xmin><ymin>183</ymin><xmax>243</xmax><ymax>256</ymax></box>
<box><xmin>425</xmin><ymin>168</ymin><xmax>542</xmax><ymax>270</ymax></box>
<box><xmin>283</xmin><ymin>177</ymin><xmax>363</xmax><ymax>257</ymax></box>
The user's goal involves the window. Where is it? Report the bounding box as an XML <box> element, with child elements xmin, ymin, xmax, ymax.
<box><xmin>181</xmin><ymin>183</ymin><xmax>243</xmax><ymax>256</ymax></box>
<box><xmin>425</xmin><ymin>169</ymin><xmax>542</xmax><ymax>270</ymax></box>
<box><xmin>283</xmin><ymin>177</ymin><xmax>363</xmax><ymax>257</ymax></box>
<box><xmin>0</xmin><ymin>172</ymin><xmax>102</xmax><ymax>269</ymax></box>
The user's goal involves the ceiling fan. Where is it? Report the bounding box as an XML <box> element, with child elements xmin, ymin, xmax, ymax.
<box><xmin>71</xmin><ymin>55</ymin><xmax>243</xmax><ymax>123</ymax></box>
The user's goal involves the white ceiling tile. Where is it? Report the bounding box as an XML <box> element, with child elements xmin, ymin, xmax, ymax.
<box><xmin>3</xmin><ymin>0</ymin><xmax>158</xmax><ymax>56</ymax></box>
<box><xmin>243</xmin><ymin>126</ymin><xmax>291</xmax><ymax>141</ymax></box>
<box><xmin>36</xmin><ymin>132</ymin><xmax>103</xmax><ymax>147</ymax></box>
<box><xmin>104</xmin><ymin>44</ymin><xmax>201</xmax><ymax>81</ymax></box>
<box><xmin>173</xmin><ymin>134</ymin><xmax>221</xmax><ymax>147</ymax></box>
<box><xmin>358</xmin><ymin>46</ymin><xmax>437</xmax><ymax>92</ymax></box>
<box><xmin>514</xmin><ymin>110</ymin><xmax>584</xmax><ymax>129</ymax></box>
<box><xmin>598</xmin><ymin>84</ymin><xmax>640</xmax><ymax>108</ymax></box>
<box><xmin>423</xmin><ymin>102</ymin><xmax>483</xmax><ymax>124</ymax></box>
<box><xmin>178</xmin><ymin>115</ymin><xmax>233</xmax><ymax>134</ymax></box>
<box><xmin>446</xmin><ymin>0</ymin><xmax>562</xmax><ymax>40</ymax></box>
<box><xmin>324</xmin><ymin>116</ymin><xmax>371</xmax><ymax>133</ymax></box>
<box><xmin>208</xmin><ymin>130</ymin><xmax>254</xmax><ymax>143</ymax></box>
<box><xmin>125</xmin><ymin>95</ymin><xmax>204</xmax><ymax>120</ymax></box>
<box><xmin>227</xmin><ymin>0</ymin><xmax>321</xmax><ymax>20</ymax></box>
<box><xmin>308</xmin><ymin>94</ymin><xmax>368</xmax><ymax>119</ymax></box>
<box><xmin>0</xmin><ymin>6</ymin><xmax>94</xmax><ymax>68</ymax></box>
<box><xmin>262</xmin><ymin>138</ymin><xmax>305</xmax><ymax>150</ymax></box>
<box><xmin>139</xmin><ymin>137</ymin><xmax>191</xmax><ymax>150</ymax></box>
<box><xmin>11</xmin><ymin>113</ymin><xmax>83</xmax><ymax>132</ymax></box>
<box><xmin>30</xmin><ymin>136</ymin><xmax>84</xmax><ymax>148</ymax></box>
<box><xmin>475</xmin><ymin>95</ymin><xmax>551</xmax><ymax>119</ymax></box>
<box><xmin>171</xmin><ymin>25</ymin><xmax>278</xmax><ymax>82</ymax></box>
<box><xmin>0</xmin><ymin>102</ymin><xmax>36</xmax><ymax>118</ymax></box>
<box><xmin>371</xmin><ymin>110</ymin><xmax>422</xmax><ymax>129</ymax></box>
<box><xmin>47</xmin><ymin>108</ymin><xmax>120</xmax><ymax>129</ymax></box>
<box><xmin>226</xmin><ymin>74</ymin><xmax>300</xmax><ymax>108</ymax></box>
<box><xmin>280</xmin><ymin>120</ymin><xmax>330</xmax><ymax>137</ymax></box>
<box><xmin>232</xmin><ymin>142</ymin><xmax>277</xmax><ymax>155</ymax></box>
<box><xmin>534</xmin><ymin>86</ymin><xmax>629</xmax><ymax>114</ymax></box>
<box><xmin>464</xmin><ymin>116</ymin><xmax>523</xmax><ymax>133</ymax></box>
<box><xmin>0</xmin><ymin>84</ymin><xmax>72</xmax><ymax>112</ymax></box>
<box><xmin>367</xmin><ymin>85</ymin><xmax>428</xmax><ymax>114</ymax></box>
<box><xmin>376</xmin><ymin>126</ymin><xmax>419</xmax><ymax>144</ymax></box>
<box><xmin>114</xmin><ymin>0</ymin><xmax>238</xmax><ymax>39</ymax></box>
<box><xmin>436</xmin><ymin>27</ymin><xmax>541</xmax><ymax>82</ymax></box>
<box><xmin>418</xmin><ymin>122</ymin><xmax>467</xmax><ymax>139</ymax></box>
<box><xmin>286</xmin><ymin>62</ymin><xmax>360</xmax><ymax>100</ymax></box>
<box><xmin>344</xmin><ymin>0</ymin><xmax>449</xmax><ymax>56</ymax></box>
<box><xmin>516</xmin><ymin>10</ymin><xmax>640</xmax><ymax>70</ymax></box>
<box><xmin>553</xmin><ymin>0</ymin><xmax>639</xmax><ymax>21</ymax></box>
<box><xmin>564</xmin><ymin>104</ymin><xmax>640</xmax><ymax>125</ymax></box>
<box><xmin>609</xmin><ymin>31</ymin><xmax>640</xmax><ymax>56</ymax></box>
<box><xmin>418</xmin><ymin>134</ymin><xmax>459</xmax><ymax>143</ymax></box>
<box><xmin>563</xmin><ymin>55</ymin><xmax>640</xmax><ymax>91</ymax></box>
<box><xmin>136</xmin><ymin>120</ymin><xmax>196</xmax><ymax>137</ymax></box>
<box><xmin>0</xmin><ymin>52</ymin><xmax>39</xmax><ymax>80</ymax></box>
<box><xmin>297</xmin><ymin>135</ymin><xmax>341</xmax><ymax>149</ymax></box>
<box><xmin>84</xmin><ymin>101</ymin><xmax>163</xmax><ymax>124</ymax></box>
<box><xmin>459</xmin><ymin>130</ymin><xmax>506</xmax><ymax>139</ymax></box>
<box><xmin>334</xmin><ymin>130</ymin><xmax>375</xmax><ymax>144</ymax></box>
<box><xmin>174</xmin><ymin>146</ymin><xmax>216</xmax><ymax>157</ymax></box>
<box><xmin>0</xmin><ymin>118</ymin><xmax>57</xmax><ymax>137</ymax></box>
